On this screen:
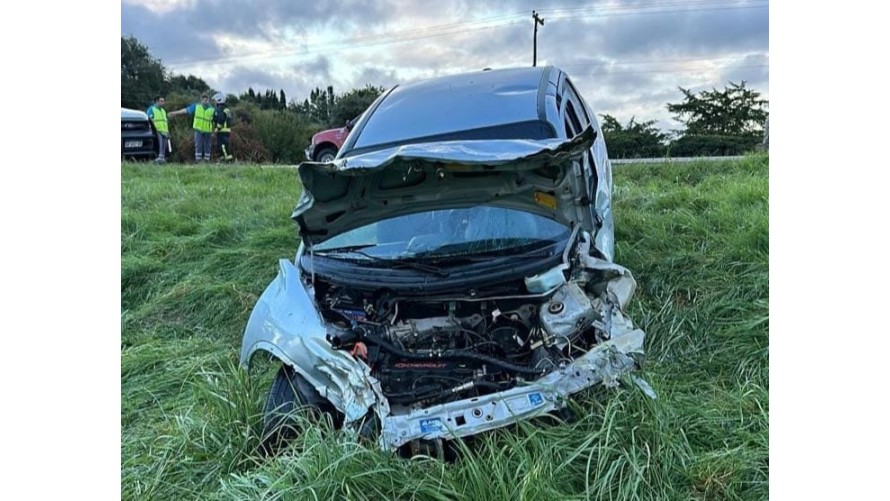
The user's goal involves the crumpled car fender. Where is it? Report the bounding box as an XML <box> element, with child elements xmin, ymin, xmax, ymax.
<box><xmin>240</xmin><ymin>259</ymin><xmax>387</xmax><ymax>422</ymax></box>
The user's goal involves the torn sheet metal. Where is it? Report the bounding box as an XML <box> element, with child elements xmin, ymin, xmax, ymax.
<box><xmin>240</xmin><ymin>259</ymin><xmax>389</xmax><ymax>423</ymax></box>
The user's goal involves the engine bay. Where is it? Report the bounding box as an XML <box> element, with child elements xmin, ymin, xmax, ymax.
<box><xmin>317</xmin><ymin>277</ymin><xmax>612</xmax><ymax>410</ymax></box>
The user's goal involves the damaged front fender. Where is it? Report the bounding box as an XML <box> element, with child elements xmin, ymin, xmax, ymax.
<box><xmin>240</xmin><ymin>259</ymin><xmax>387</xmax><ymax>422</ymax></box>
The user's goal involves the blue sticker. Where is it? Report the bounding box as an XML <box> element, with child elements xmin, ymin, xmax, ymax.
<box><xmin>528</xmin><ymin>393</ymin><xmax>544</xmax><ymax>406</ymax></box>
<box><xmin>419</xmin><ymin>418</ymin><xmax>443</xmax><ymax>433</ymax></box>
<box><xmin>340</xmin><ymin>309</ymin><xmax>367</xmax><ymax>322</ymax></box>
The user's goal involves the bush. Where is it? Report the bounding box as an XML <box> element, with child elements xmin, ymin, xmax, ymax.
<box><xmin>251</xmin><ymin>110</ymin><xmax>318</xmax><ymax>164</ymax></box>
<box><xmin>226</xmin><ymin>121</ymin><xmax>271</xmax><ymax>163</ymax></box>
<box><xmin>164</xmin><ymin>106</ymin><xmax>322</xmax><ymax>163</ymax></box>
<box><xmin>667</xmin><ymin>134</ymin><xmax>763</xmax><ymax>157</ymax></box>
<box><xmin>603</xmin><ymin>131</ymin><xmax>667</xmax><ymax>158</ymax></box>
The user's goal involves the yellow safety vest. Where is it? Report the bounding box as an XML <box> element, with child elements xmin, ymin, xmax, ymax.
<box><xmin>192</xmin><ymin>104</ymin><xmax>214</xmax><ymax>133</ymax></box>
<box><xmin>148</xmin><ymin>105</ymin><xmax>168</xmax><ymax>134</ymax></box>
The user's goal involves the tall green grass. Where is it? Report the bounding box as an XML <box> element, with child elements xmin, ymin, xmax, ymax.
<box><xmin>122</xmin><ymin>154</ymin><xmax>768</xmax><ymax>500</ymax></box>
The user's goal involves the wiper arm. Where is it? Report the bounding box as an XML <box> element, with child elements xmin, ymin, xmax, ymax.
<box><xmin>419</xmin><ymin>240</ymin><xmax>563</xmax><ymax>262</ymax></box>
<box><xmin>425</xmin><ymin>251</ymin><xmax>556</xmax><ymax>264</ymax></box>
<box><xmin>312</xmin><ymin>243</ymin><xmax>377</xmax><ymax>253</ymax></box>
<box><xmin>314</xmin><ymin>249</ymin><xmax>450</xmax><ymax>277</ymax></box>
<box><xmin>352</xmin><ymin>250</ymin><xmax>451</xmax><ymax>277</ymax></box>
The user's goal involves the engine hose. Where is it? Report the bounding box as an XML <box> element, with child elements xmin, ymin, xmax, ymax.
<box><xmin>361</xmin><ymin>329</ymin><xmax>545</xmax><ymax>376</ymax></box>
<box><xmin>443</xmin><ymin>349</ymin><xmax>544</xmax><ymax>375</ymax></box>
<box><xmin>327</xmin><ymin>330</ymin><xmax>359</xmax><ymax>349</ymax></box>
<box><xmin>471</xmin><ymin>381</ymin><xmax>504</xmax><ymax>392</ymax></box>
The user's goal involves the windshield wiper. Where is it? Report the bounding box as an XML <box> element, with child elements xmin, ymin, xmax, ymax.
<box><xmin>415</xmin><ymin>239</ymin><xmax>564</xmax><ymax>263</ymax></box>
<box><xmin>313</xmin><ymin>249</ymin><xmax>451</xmax><ymax>277</ymax></box>
<box><xmin>311</xmin><ymin>243</ymin><xmax>377</xmax><ymax>253</ymax></box>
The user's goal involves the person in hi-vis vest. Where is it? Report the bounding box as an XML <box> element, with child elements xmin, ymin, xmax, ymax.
<box><xmin>146</xmin><ymin>96</ymin><xmax>170</xmax><ymax>164</ymax></box>
<box><xmin>169</xmin><ymin>93</ymin><xmax>215</xmax><ymax>162</ymax></box>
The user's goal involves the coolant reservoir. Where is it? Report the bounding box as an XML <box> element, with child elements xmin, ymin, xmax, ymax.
<box><xmin>540</xmin><ymin>282</ymin><xmax>597</xmax><ymax>339</ymax></box>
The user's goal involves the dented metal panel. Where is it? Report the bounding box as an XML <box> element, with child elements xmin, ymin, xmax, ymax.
<box><xmin>293</xmin><ymin>127</ymin><xmax>599</xmax><ymax>247</ymax></box>
<box><xmin>240</xmin><ymin>259</ymin><xmax>388</xmax><ymax>422</ymax></box>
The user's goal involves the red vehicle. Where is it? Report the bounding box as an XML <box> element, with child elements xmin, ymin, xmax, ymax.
<box><xmin>305</xmin><ymin>119</ymin><xmax>356</xmax><ymax>162</ymax></box>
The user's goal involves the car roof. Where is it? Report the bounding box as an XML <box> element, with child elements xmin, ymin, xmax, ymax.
<box><xmin>351</xmin><ymin>66</ymin><xmax>555</xmax><ymax>150</ymax></box>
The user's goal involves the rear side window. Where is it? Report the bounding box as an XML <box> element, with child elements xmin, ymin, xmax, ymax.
<box><xmin>565</xmin><ymin>100</ymin><xmax>583</xmax><ymax>137</ymax></box>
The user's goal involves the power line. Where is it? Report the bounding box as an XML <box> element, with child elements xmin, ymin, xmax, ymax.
<box><xmin>568</xmin><ymin>63</ymin><xmax>768</xmax><ymax>77</ymax></box>
<box><xmin>169</xmin><ymin>0</ymin><xmax>751</xmax><ymax>67</ymax></box>
<box><xmin>558</xmin><ymin>54</ymin><xmax>768</xmax><ymax>70</ymax></box>
<box><xmin>542</xmin><ymin>0</ymin><xmax>755</xmax><ymax>15</ymax></box>
<box><xmin>168</xmin><ymin>20</ymin><xmax>523</xmax><ymax>68</ymax></box>
<box><xmin>165</xmin><ymin>1</ymin><xmax>767</xmax><ymax>69</ymax></box>
<box><xmin>546</xmin><ymin>3</ymin><xmax>767</xmax><ymax>22</ymax></box>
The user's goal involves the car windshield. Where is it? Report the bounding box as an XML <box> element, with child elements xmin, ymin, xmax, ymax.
<box><xmin>311</xmin><ymin>206</ymin><xmax>570</xmax><ymax>261</ymax></box>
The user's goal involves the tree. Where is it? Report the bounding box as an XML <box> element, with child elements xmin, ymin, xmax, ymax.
<box><xmin>666</xmin><ymin>81</ymin><xmax>768</xmax><ymax>136</ymax></box>
<box><xmin>121</xmin><ymin>36</ymin><xmax>166</xmax><ymax>109</ymax></box>
<box><xmin>167</xmin><ymin>74</ymin><xmax>210</xmax><ymax>96</ymax></box>
<box><xmin>330</xmin><ymin>84</ymin><xmax>386</xmax><ymax>126</ymax></box>
<box><xmin>665</xmin><ymin>81</ymin><xmax>769</xmax><ymax>156</ymax></box>
<box><xmin>599</xmin><ymin>114</ymin><xmax>667</xmax><ymax>158</ymax></box>
<box><xmin>298</xmin><ymin>86</ymin><xmax>337</xmax><ymax>124</ymax></box>
<box><xmin>241</xmin><ymin>88</ymin><xmax>288</xmax><ymax>110</ymax></box>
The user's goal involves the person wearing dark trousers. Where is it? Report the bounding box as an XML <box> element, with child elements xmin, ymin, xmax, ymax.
<box><xmin>146</xmin><ymin>96</ymin><xmax>169</xmax><ymax>163</ymax></box>
<box><xmin>169</xmin><ymin>93</ymin><xmax>215</xmax><ymax>162</ymax></box>
<box><xmin>212</xmin><ymin>93</ymin><xmax>234</xmax><ymax>162</ymax></box>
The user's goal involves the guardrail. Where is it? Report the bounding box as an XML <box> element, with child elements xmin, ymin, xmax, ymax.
<box><xmin>611</xmin><ymin>156</ymin><xmax>745</xmax><ymax>165</ymax></box>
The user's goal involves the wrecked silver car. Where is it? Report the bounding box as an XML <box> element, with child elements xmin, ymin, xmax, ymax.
<box><xmin>240</xmin><ymin>66</ymin><xmax>650</xmax><ymax>454</ymax></box>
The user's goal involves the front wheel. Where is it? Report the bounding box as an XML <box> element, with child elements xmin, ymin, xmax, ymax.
<box><xmin>315</xmin><ymin>147</ymin><xmax>337</xmax><ymax>162</ymax></box>
<box><xmin>260</xmin><ymin>365</ymin><xmax>341</xmax><ymax>455</ymax></box>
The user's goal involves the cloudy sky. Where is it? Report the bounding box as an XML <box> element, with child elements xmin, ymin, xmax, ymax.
<box><xmin>121</xmin><ymin>0</ymin><xmax>768</xmax><ymax>132</ymax></box>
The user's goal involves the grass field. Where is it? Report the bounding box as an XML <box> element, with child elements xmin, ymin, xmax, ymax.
<box><xmin>121</xmin><ymin>154</ymin><xmax>768</xmax><ymax>500</ymax></box>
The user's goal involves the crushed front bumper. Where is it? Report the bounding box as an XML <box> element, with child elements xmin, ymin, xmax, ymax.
<box><xmin>379</xmin><ymin>327</ymin><xmax>647</xmax><ymax>450</ymax></box>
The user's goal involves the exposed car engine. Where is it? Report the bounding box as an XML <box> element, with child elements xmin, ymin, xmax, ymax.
<box><xmin>318</xmin><ymin>280</ymin><xmax>610</xmax><ymax>409</ymax></box>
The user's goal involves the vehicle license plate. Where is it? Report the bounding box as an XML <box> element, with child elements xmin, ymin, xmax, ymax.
<box><xmin>125</xmin><ymin>140</ymin><xmax>142</xmax><ymax>148</ymax></box>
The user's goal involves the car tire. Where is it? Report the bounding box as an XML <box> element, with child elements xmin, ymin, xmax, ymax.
<box><xmin>260</xmin><ymin>364</ymin><xmax>340</xmax><ymax>455</ymax></box>
<box><xmin>315</xmin><ymin>147</ymin><xmax>337</xmax><ymax>162</ymax></box>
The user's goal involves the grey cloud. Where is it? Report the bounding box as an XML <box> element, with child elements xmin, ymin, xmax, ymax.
<box><xmin>122</xmin><ymin>3</ymin><xmax>224</xmax><ymax>65</ymax></box>
<box><xmin>351</xmin><ymin>67</ymin><xmax>401</xmax><ymax>89</ymax></box>
<box><xmin>123</xmin><ymin>0</ymin><xmax>395</xmax><ymax>66</ymax></box>
<box><xmin>538</xmin><ymin>5</ymin><xmax>768</xmax><ymax>59</ymax></box>
<box><xmin>296</xmin><ymin>56</ymin><xmax>333</xmax><ymax>86</ymax></box>
<box><xmin>214</xmin><ymin>58</ymin><xmax>352</xmax><ymax>105</ymax></box>
<box><xmin>464</xmin><ymin>23</ymin><xmax>529</xmax><ymax>67</ymax></box>
<box><xmin>217</xmin><ymin>66</ymin><xmax>282</xmax><ymax>94</ymax></box>
<box><xmin>719</xmin><ymin>53</ymin><xmax>770</xmax><ymax>90</ymax></box>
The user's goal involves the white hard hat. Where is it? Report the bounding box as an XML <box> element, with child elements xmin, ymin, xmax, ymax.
<box><xmin>212</xmin><ymin>92</ymin><xmax>226</xmax><ymax>104</ymax></box>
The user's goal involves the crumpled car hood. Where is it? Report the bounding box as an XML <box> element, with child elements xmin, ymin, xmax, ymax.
<box><xmin>293</xmin><ymin>127</ymin><xmax>598</xmax><ymax>247</ymax></box>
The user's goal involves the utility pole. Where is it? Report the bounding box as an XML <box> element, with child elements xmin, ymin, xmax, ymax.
<box><xmin>532</xmin><ymin>10</ymin><xmax>545</xmax><ymax>67</ymax></box>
